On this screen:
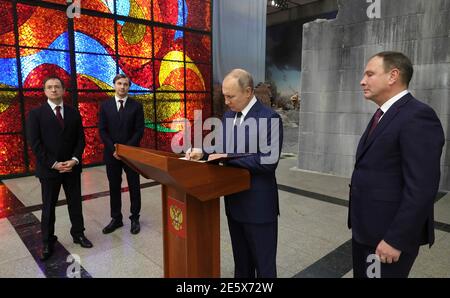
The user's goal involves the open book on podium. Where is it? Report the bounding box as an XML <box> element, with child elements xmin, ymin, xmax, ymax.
<box><xmin>116</xmin><ymin>144</ymin><xmax>250</xmax><ymax>277</ymax></box>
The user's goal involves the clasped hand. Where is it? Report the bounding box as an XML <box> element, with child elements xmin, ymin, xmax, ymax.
<box><xmin>54</xmin><ymin>160</ymin><xmax>77</xmax><ymax>173</ymax></box>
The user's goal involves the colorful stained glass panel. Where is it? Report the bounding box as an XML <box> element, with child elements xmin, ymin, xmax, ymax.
<box><xmin>0</xmin><ymin>46</ymin><xmax>18</xmax><ymax>88</ymax></box>
<box><xmin>154</xmin><ymin>92</ymin><xmax>184</xmax><ymax>123</ymax></box>
<box><xmin>75</xmin><ymin>53</ymin><xmax>117</xmax><ymax>90</ymax></box>
<box><xmin>185</xmin><ymin>0</ymin><xmax>211</xmax><ymax>31</ymax></box>
<box><xmin>17</xmin><ymin>5</ymin><xmax>68</xmax><ymax>52</ymax></box>
<box><xmin>153</xmin><ymin>27</ymin><xmax>183</xmax><ymax>60</ymax></box>
<box><xmin>140</xmin><ymin>127</ymin><xmax>156</xmax><ymax>149</ymax></box>
<box><xmin>81</xmin><ymin>0</ymin><xmax>113</xmax><ymax>14</ymax></box>
<box><xmin>0</xmin><ymin>91</ymin><xmax>22</xmax><ymax>133</ymax></box>
<box><xmin>184</xmin><ymin>92</ymin><xmax>211</xmax><ymax>121</ymax></box>
<box><xmin>185</xmin><ymin>32</ymin><xmax>211</xmax><ymax>64</ymax></box>
<box><xmin>185</xmin><ymin>62</ymin><xmax>210</xmax><ymax>91</ymax></box>
<box><xmin>74</xmin><ymin>15</ymin><xmax>115</xmax><ymax>54</ymax></box>
<box><xmin>0</xmin><ymin>0</ymin><xmax>15</xmax><ymax>45</ymax></box>
<box><xmin>154</xmin><ymin>60</ymin><xmax>185</xmax><ymax>91</ymax></box>
<box><xmin>117</xmin><ymin>0</ymin><xmax>152</xmax><ymax>21</ymax></box>
<box><xmin>21</xmin><ymin>50</ymin><xmax>71</xmax><ymax>88</ymax></box>
<box><xmin>154</xmin><ymin>0</ymin><xmax>185</xmax><ymax>26</ymax></box>
<box><xmin>82</xmin><ymin>127</ymin><xmax>104</xmax><ymax>165</ymax></box>
<box><xmin>117</xmin><ymin>24</ymin><xmax>152</xmax><ymax>58</ymax></box>
<box><xmin>0</xmin><ymin>134</ymin><xmax>26</xmax><ymax>175</ymax></box>
<box><xmin>118</xmin><ymin>57</ymin><xmax>153</xmax><ymax>90</ymax></box>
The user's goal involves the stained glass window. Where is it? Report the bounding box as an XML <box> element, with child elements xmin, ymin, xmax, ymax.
<box><xmin>0</xmin><ymin>134</ymin><xmax>26</xmax><ymax>175</ymax></box>
<box><xmin>17</xmin><ymin>5</ymin><xmax>68</xmax><ymax>52</ymax></box>
<box><xmin>185</xmin><ymin>32</ymin><xmax>211</xmax><ymax>64</ymax></box>
<box><xmin>0</xmin><ymin>46</ymin><xmax>18</xmax><ymax>88</ymax></box>
<box><xmin>21</xmin><ymin>51</ymin><xmax>71</xmax><ymax>88</ymax></box>
<box><xmin>0</xmin><ymin>0</ymin><xmax>15</xmax><ymax>46</ymax></box>
<box><xmin>0</xmin><ymin>0</ymin><xmax>212</xmax><ymax>177</ymax></box>
<box><xmin>117</xmin><ymin>0</ymin><xmax>152</xmax><ymax>21</ymax></box>
<box><xmin>185</xmin><ymin>0</ymin><xmax>211</xmax><ymax>31</ymax></box>
<box><xmin>74</xmin><ymin>15</ymin><xmax>116</xmax><ymax>54</ymax></box>
<box><xmin>81</xmin><ymin>0</ymin><xmax>114</xmax><ymax>14</ymax></box>
<box><xmin>0</xmin><ymin>91</ymin><xmax>22</xmax><ymax>134</ymax></box>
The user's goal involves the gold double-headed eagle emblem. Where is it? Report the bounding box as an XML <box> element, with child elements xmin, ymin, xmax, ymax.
<box><xmin>169</xmin><ymin>205</ymin><xmax>183</xmax><ymax>231</ymax></box>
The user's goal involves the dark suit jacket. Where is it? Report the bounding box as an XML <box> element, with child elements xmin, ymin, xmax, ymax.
<box><xmin>27</xmin><ymin>102</ymin><xmax>85</xmax><ymax>179</ymax></box>
<box><xmin>220</xmin><ymin>100</ymin><xmax>283</xmax><ymax>224</ymax></box>
<box><xmin>99</xmin><ymin>97</ymin><xmax>145</xmax><ymax>164</ymax></box>
<box><xmin>348</xmin><ymin>93</ymin><xmax>445</xmax><ymax>254</ymax></box>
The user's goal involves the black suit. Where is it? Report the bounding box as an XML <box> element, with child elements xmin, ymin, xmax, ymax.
<box><xmin>27</xmin><ymin>102</ymin><xmax>86</xmax><ymax>244</ymax></box>
<box><xmin>99</xmin><ymin>97</ymin><xmax>144</xmax><ymax>221</ymax></box>
<box><xmin>349</xmin><ymin>93</ymin><xmax>445</xmax><ymax>277</ymax></box>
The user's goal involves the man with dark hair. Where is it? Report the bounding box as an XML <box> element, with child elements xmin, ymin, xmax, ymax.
<box><xmin>348</xmin><ymin>52</ymin><xmax>444</xmax><ymax>277</ymax></box>
<box><xmin>99</xmin><ymin>74</ymin><xmax>145</xmax><ymax>235</ymax></box>
<box><xmin>27</xmin><ymin>76</ymin><xmax>93</xmax><ymax>261</ymax></box>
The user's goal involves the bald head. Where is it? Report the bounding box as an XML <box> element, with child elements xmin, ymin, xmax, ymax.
<box><xmin>224</xmin><ymin>69</ymin><xmax>254</xmax><ymax>92</ymax></box>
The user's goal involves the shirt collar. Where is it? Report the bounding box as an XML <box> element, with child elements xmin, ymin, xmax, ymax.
<box><xmin>115</xmin><ymin>95</ymin><xmax>128</xmax><ymax>104</ymax></box>
<box><xmin>379</xmin><ymin>90</ymin><xmax>409</xmax><ymax>114</ymax></box>
<box><xmin>239</xmin><ymin>96</ymin><xmax>257</xmax><ymax>119</ymax></box>
<box><xmin>47</xmin><ymin>99</ymin><xmax>63</xmax><ymax>110</ymax></box>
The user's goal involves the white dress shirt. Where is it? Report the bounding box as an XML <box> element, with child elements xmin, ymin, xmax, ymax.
<box><xmin>115</xmin><ymin>95</ymin><xmax>128</xmax><ymax>112</ymax></box>
<box><xmin>379</xmin><ymin>90</ymin><xmax>409</xmax><ymax>121</ymax></box>
<box><xmin>234</xmin><ymin>96</ymin><xmax>257</xmax><ymax>125</ymax></box>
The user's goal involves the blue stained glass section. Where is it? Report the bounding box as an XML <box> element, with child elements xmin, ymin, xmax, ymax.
<box><xmin>174</xmin><ymin>0</ymin><xmax>187</xmax><ymax>40</ymax></box>
<box><xmin>74</xmin><ymin>31</ymin><xmax>109</xmax><ymax>54</ymax></box>
<box><xmin>116</xmin><ymin>0</ymin><xmax>130</xmax><ymax>25</ymax></box>
<box><xmin>0</xmin><ymin>56</ymin><xmax>18</xmax><ymax>88</ymax></box>
<box><xmin>47</xmin><ymin>32</ymin><xmax>69</xmax><ymax>50</ymax></box>
<box><xmin>77</xmin><ymin>53</ymin><xmax>149</xmax><ymax>91</ymax></box>
<box><xmin>21</xmin><ymin>50</ymin><xmax>71</xmax><ymax>84</ymax></box>
<box><xmin>76</xmin><ymin>53</ymin><xmax>117</xmax><ymax>87</ymax></box>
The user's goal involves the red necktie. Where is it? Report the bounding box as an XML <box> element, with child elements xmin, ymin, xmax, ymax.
<box><xmin>368</xmin><ymin>108</ymin><xmax>383</xmax><ymax>137</ymax></box>
<box><xmin>55</xmin><ymin>106</ymin><xmax>64</xmax><ymax>128</ymax></box>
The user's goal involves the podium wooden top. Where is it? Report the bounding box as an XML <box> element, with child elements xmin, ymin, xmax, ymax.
<box><xmin>116</xmin><ymin>145</ymin><xmax>250</xmax><ymax>201</ymax></box>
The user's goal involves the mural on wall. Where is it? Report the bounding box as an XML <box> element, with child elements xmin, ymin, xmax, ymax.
<box><xmin>266</xmin><ymin>11</ymin><xmax>337</xmax><ymax>100</ymax></box>
<box><xmin>0</xmin><ymin>0</ymin><xmax>212</xmax><ymax>176</ymax></box>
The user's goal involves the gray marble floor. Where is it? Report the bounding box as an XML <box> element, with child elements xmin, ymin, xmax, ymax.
<box><xmin>0</xmin><ymin>155</ymin><xmax>449</xmax><ymax>278</ymax></box>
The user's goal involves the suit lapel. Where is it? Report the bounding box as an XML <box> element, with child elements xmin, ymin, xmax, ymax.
<box><xmin>63</xmin><ymin>105</ymin><xmax>73</xmax><ymax>130</ymax></box>
<box><xmin>244</xmin><ymin>100</ymin><xmax>262</xmax><ymax>121</ymax></box>
<box><xmin>355</xmin><ymin>117</ymin><xmax>373</xmax><ymax>160</ymax></box>
<box><xmin>356</xmin><ymin>94</ymin><xmax>412</xmax><ymax>163</ymax></box>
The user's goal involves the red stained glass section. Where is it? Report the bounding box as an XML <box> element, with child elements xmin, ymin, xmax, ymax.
<box><xmin>82</xmin><ymin>127</ymin><xmax>103</xmax><ymax>165</ymax></box>
<box><xmin>0</xmin><ymin>134</ymin><xmax>26</xmax><ymax>175</ymax></box>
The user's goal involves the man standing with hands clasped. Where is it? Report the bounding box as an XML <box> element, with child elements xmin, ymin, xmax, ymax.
<box><xmin>349</xmin><ymin>52</ymin><xmax>444</xmax><ymax>278</ymax></box>
<box><xmin>27</xmin><ymin>76</ymin><xmax>93</xmax><ymax>261</ymax></box>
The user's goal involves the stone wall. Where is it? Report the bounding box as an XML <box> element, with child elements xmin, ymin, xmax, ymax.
<box><xmin>297</xmin><ymin>0</ymin><xmax>450</xmax><ymax>189</ymax></box>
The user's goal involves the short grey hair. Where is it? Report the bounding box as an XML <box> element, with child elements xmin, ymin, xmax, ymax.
<box><xmin>224</xmin><ymin>69</ymin><xmax>254</xmax><ymax>91</ymax></box>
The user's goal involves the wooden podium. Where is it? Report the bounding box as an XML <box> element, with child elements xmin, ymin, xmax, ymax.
<box><xmin>116</xmin><ymin>144</ymin><xmax>250</xmax><ymax>277</ymax></box>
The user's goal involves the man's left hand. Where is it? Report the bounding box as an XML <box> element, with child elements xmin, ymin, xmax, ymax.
<box><xmin>375</xmin><ymin>240</ymin><xmax>401</xmax><ymax>264</ymax></box>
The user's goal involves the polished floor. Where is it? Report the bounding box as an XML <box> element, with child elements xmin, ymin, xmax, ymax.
<box><xmin>0</xmin><ymin>155</ymin><xmax>449</xmax><ymax>278</ymax></box>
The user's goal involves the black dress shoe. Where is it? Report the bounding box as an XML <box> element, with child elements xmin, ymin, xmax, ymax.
<box><xmin>130</xmin><ymin>220</ymin><xmax>140</xmax><ymax>235</ymax></box>
<box><xmin>102</xmin><ymin>219</ymin><xmax>124</xmax><ymax>234</ymax></box>
<box><xmin>73</xmin><ymin>235</ymin><xmax>93</xmax><ymax>248</ymax></box>
<box><xmin>40</xmin><ymin>244</ymin><xmax>53</xmax><ymax>261</ymax></box>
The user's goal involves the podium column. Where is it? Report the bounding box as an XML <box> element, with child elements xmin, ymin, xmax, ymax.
<box><xmin>162</xmin><ymin>185</ymin><xmax>220</xmax><ymax>277</ymax></box>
